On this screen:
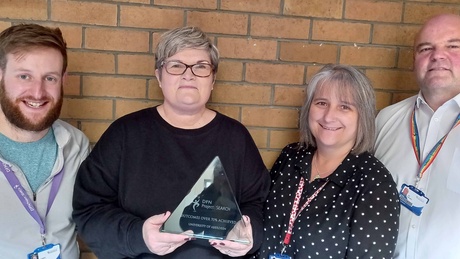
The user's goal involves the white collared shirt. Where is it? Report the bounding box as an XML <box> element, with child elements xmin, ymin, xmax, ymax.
<box><xmin>375</xmin><ymin>92</ymin><xmax>460</xmax><ymax>259</ymax></box>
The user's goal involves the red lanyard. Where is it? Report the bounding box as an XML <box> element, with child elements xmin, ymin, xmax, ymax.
<box><xmin>282</xmin><ymin>177</ymin><xmax>328</xmax><ymax>248</ymax></box>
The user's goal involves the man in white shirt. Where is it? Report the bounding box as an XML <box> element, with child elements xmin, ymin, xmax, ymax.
<box><xmin>375</xmin><ymin>14</ymin><xmax>460</xmax><ymax>259</ymax></box>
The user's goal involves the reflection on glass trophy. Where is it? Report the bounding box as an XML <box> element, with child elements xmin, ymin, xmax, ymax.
<box><xmin>161</xmin><ymin>156</ymin><xmax>249</xmax><ymax>243</ymax></box>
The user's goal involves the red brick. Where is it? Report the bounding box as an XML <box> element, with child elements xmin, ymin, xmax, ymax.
<box><xmin>0</xmin><ymin>21</ymin><xmax>11</xmax><ymax>33</ymax></box>
<box><xmin>155</xmin><ymin>0</ymin><xmax>217</xmax><ymax>9</ymax></box>
<box><xmin>433</xmin><ymin>0</ymin><xmax>460</xmax><ymax>3</ymax></box>
<box><xmin>80</xmin><ymin>122</ymin><xmax>111</xmax><ymax>143</ymax></box>
<box><xmin>375</xmin><ymin>91</ymin><xmax>392</xmax><ymax>111</ymax></box>
<box><xmin>207</xmin><ymin>105</ymin><xmax>240</xmax><ymax>121</ymax></box>
<box><xmin>284</xmin><ymin>0</ymin><xmax>343</xmax><ymax>18</ymax></box>
<box><xmin>260</xmin><ymin>150</ymin><xmax>281</xmax><ymax>169</ymax></box>
<box><xmin>312</xmin><ymin>20</ymin><xmax>371</xmax><ymax>43</ymax></box>
<box><xmin>118</xmin><ymin>54</ymin><xmax>155</xmax><ymax>76</ymax></box>
<box><xmin>306</xmin><ymin>65</ymin><xmax>324</xmax><ymax>83</ymax></box>
<box><xmin>55</xmin><ymin>24</ymin><xmax>82</xmax><ymax>49</ymax></box>
<box><xmin>217</xmin><ymin>37</ymin><xmax>277</xmax><ymax>60</ymax></box>
<box><xmin>120</xmin><ymin>6</ymin><xmax>184</xmax><ymax>29</ymax></box>
<box><xmin>280</xmin><ymin>42</ymin><xmax>338</xmax><ymax>64</ymax></box>
<box><xmin>269</xmin><ymin>130</ymin><xmax>299</xmax><ymax>149</ymax></box>
<box><xmin>274</xmin><ymin>85</ymin><xmax>304</xmax><ymax>107</ymax></box>
<box><xmin>187</xmin><ymin>11</ymin><xmax>248</xmax><ymax>35</ymax></box>
<box><xmin>0</xmin><ymin>0</ymin><xmax>47</xmax><ymax>20</ymax></box>
<box><xmin>83</xmin><ymin>76</ymin><xmax>147</xmax><ymax>98</ymax></box>
<box><xmin>403</xmin><ymin>3</ymin><xmax>460</xmax><ymax>24</ymax></box>
<box><xmin>242</xmin><ymin>107</ymin><xmax>299</xmax><ymax>128</ymax></box>
<box><xmin>118</xmin><ymin>0</ymin><xmax>149</xmax><ymax>2</ymax></box>
<box><xmin>216</xmin><ymin>61</ymin><xmax>243</xmax><ymax>82</ymax></box>
<box><xmin>115</xmin><ymin>100</ymin><xmax>158</xmax><ymax>119</ymax></box>
<box><xmin>85</xmin><ymin>28</ymin><xmax>149</xmax><ymax>52</ymax></box>
<box><xmin>392</xmin><ymin>92</ymin><xmax>417</xmax><ymax>104</ymax></box>
<box><xmin>251</xmin><ymin>16</ymin><xmax>310</xmax><ymax>39</ymax></box>
<box><xmin>398</xmin><ymin>48</ymin><xmax>414</xmax><ymax>70</ymax></box>
<box><xmin>68</xmin><ymin>51</ymin><xmax>115</xmax><ymax>74</ymax></box>
<box><xmin>51</xmin><ymin>1</ymin><xmax>117</xmax><ymax>26</ymax></box>
<box><xmin>63</xmin><ymin>75</ymin><xmax>81</xmax><ymax>96</ymax></box>
<box><xmin>366</xmin><ymin>69</ymin><xmax>418</xmax><ymax>91</ymax></box>
<box><xmin>61</xmin><ymin>98</ymin><xmax>113</xmax><ymax>120</ymax></box>
<box><xmin>148</xmin><ymin>80</ymin><xmax>164</xmax><ymax>101</ymax></box>
<box><xmin>345</xmin><ymin>0</ymin><xmax>403</xmax><ymax>22</ymax></box>
<box><xmin>221</xmin><ymin>0</ymin><xmax>280</xmax><ymax>13</ymax></box>
<box><xmin>248</xmin><ymin>128</ymin><xmax>268</xmax><ymax>148</ymax></box>
<box><xmin>373</xmin><ymin>24</ymin><xmax>419</xmax><ymax>46</ymax></box>
<box><xmin>211</xmin><ymin>83</ymin><xmax>271</xmax><ymax>105</ymax></box>
<box><xmin>340</xmin><ymin>46</ymin><xmax>396</xmax><ymax>67</ymax></box>
<box><xmin>246</xmin><ymin>63</ymin><xmax>305</xmax><ymax>85</ymax></box>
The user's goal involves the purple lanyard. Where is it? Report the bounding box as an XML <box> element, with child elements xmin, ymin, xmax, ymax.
<box><xmin>0</xmin><ymin>161</ymin><xmax>63</xmax><ymax>245</ymax></box>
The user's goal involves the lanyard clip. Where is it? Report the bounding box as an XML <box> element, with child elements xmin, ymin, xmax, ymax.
<box><xmin>280</xmin><ymin>244</ymin><xmax>287</xmax><ymax>255</ymax></box>
<box><xmin>41</xmin><ymin>234</ymin><xmax>46</xmax><ymax>246</ymax></box>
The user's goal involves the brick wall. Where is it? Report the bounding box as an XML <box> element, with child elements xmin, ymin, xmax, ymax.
<box><xmin>1</xmin><ymin>0</ymin><xmax>459</xmax><ymax>258</ymax></box>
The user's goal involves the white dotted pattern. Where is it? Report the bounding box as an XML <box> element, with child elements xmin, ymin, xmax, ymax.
<box><xmin>255</xmin><ymin>143</ymin><xmax>400</xmax><ymax>259</ymax></box>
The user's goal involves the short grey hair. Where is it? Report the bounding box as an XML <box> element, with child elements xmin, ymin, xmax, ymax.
<box><xmin>299</xmin><ymin>64</ymin><xmax>376</xmax><ymax>155</ymax></box>
<box><xmin>154</xmin><ymin>26</ymin><xmax>219</xmax><ymax>79</ymax></box>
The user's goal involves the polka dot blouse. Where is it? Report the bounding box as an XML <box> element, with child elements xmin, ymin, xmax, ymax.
<box><xmin>255</xmin><ymin>143</ymin><xmax>400</xmax><ymax>259</ymax></box>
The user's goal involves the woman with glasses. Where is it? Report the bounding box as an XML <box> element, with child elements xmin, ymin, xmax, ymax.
<box><xmin>72</xmin><ymin>27</ymin><xmax>270</xmax><ymax>258</ymax></box>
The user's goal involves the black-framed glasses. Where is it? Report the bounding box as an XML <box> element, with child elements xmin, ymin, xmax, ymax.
<box><xmin>161</xmin><ymin>60</ymin><xmax>214</xmax><ymax>77</ymax></box>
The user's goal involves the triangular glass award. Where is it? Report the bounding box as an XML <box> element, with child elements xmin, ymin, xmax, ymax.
<box><xmin>161</xmin><ymin>156</ymin><xmax>249</xmax><ymax>244</ymax></box>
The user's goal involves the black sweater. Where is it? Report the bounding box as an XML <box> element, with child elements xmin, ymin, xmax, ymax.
<box><xmin>72</xmin><ymin>107</ymin><xmax>270</xmax><ymax>258</ymax></box>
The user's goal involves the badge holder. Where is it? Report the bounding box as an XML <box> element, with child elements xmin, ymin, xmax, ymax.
<box><xmin>399</xmin><ymin>183</ymin><xmax>429</xmax><ymax>216</ymax></box>
<box><xmin>269</xmin><ymin>252</ymin><xmax>292</xmax><ymax>259</ymax></box>
<box><xmin>28</xmin><ymin>243</ymin><xmax>61</xmax><ymax>259</ymax></box>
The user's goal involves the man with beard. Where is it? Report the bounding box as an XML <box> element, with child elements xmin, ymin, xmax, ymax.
<box><xmin>375</xmin><ymin>14</ymin><xmax>460</xmax><ymax>259</ymax></box>
<box><xmin>0</xmin><ymin>24</ymin><xmax>90</xmax><ymax>258</ymax></box>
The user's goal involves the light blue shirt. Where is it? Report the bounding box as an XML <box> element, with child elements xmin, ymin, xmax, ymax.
<box><xmin>0</xmin><ymin>129</ymin><xmax>57</xmax><ymax>192</ymax></box>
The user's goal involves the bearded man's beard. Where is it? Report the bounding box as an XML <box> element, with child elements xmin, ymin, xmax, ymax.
<box><xmin>0</xmin><ymin>79</ymin><xmax>63</xmax><ymax>132</ymax></box>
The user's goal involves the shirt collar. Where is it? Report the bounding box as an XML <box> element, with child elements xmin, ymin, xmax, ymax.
<box><xmin>416</xmin><ymin>91</ymin><xmax>460</xmax><ymax>111</ymax></box>
<box><xmin>415</xmin><ymin>92</ymin><xmax>426</xmax><ymax>109</ymax></box>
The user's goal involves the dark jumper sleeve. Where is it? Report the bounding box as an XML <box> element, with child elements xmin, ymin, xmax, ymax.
<box><xmin>72</xmin><ymin>123</ymin><xmax>151</xmax><ymax>258</ymax></box>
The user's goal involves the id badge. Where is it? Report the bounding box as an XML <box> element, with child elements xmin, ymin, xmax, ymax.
<box><xmin>28</xmin><ymin>243</ymin><xmax>61</xmax><ymax>259</ymax></box>
<box><xmin>268</xmin><ymin>253</ymin><xmax>292</xmax><ymax>259</ymax></box>
<box><xmin>399</xmin><ymin>184</ymin><xmax>429</xmax><ymax>216</ymax></box>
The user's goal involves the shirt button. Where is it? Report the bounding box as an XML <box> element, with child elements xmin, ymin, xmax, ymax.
<box><xmin>434</xmin><ymin>117</ymin><xmax>439</xmax><ymax>122</ymax></box>
<box><xmin>412</xmin><ymin>225</ymin><xmax>416</xmax><ymax>228</ymax></box>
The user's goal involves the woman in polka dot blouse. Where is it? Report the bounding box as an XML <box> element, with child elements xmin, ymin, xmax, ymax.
<box><xmin>255</xmin><ymin>64</ymin><xmax>400</xmax><ymax>259</ymax></box>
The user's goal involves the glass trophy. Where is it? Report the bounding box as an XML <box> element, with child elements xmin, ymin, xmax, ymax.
<box><xmin>161</xmin><ymin>156</ymin><xmax>249</xmax><ymax>244</ymax></box>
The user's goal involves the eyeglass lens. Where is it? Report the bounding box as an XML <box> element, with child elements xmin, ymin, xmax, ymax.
<box><xmin>164</xmin><ymin>61</ymin><xmax>213</xmax><ymax>77</ymax></box>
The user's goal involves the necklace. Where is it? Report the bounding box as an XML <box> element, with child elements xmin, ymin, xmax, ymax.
<box><xmin>313</xmin><ymin>154</ymin><xmax>320</xmax><ymax>179</ymax></box>
<box><xmin>313</xmin><ymin>153</ymin><xmax>326</xmax><ymax>180</ymax></box>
